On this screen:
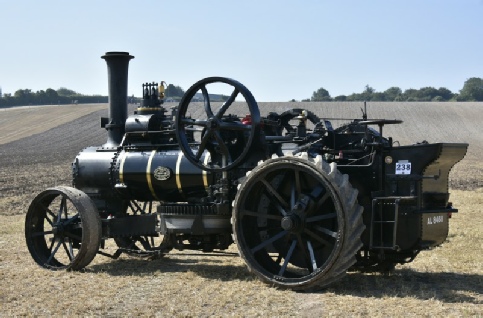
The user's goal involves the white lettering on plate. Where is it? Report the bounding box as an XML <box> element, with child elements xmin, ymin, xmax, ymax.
<box><xmin>427</xmin><ymin>215</ymin><xmax>444</xmax><ymax>225</ymax></box>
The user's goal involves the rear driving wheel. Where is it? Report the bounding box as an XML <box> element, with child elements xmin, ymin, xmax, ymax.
<box><xmin>232</xmin><ymin>154</ymin><xmax>365</xmax><ymax>291</ymax></box>
<box><xmin>25</xmin><ymin>186</ymin><xmax>101</xmax><ymax>270</ymax></box>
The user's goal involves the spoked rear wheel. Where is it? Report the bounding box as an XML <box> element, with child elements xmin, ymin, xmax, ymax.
<box><xmin>25</xmin><ymin>186</ymin><xmax>101</xmax><ymax>270</ymax></box>
<box><xmin>232</xmin><ymin>154</ymin><xmax>365</xmax><ymax>291</ymax></box>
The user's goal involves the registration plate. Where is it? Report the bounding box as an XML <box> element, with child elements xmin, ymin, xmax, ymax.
<box><xmin>396</xmin><ymin>160</ymin><xmax>411</xmax><ymax>175</ymax></box>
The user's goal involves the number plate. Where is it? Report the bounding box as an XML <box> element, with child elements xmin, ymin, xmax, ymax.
<box><xmin>395</xmin><ymin>160</ymin><xmax>411</xmax><ymax>175</ymax></box>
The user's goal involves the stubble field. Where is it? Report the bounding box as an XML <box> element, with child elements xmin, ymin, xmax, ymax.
<box><xmin>0</xmin><ymin>102</ymin><xmax>481</xmax><ymax>316</ymax></box>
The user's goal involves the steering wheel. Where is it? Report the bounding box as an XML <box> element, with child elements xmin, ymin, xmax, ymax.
<box><xmin>175</xmin><ymin>77</ymin><xmax>261</xmax><ymax>172</ymax></box>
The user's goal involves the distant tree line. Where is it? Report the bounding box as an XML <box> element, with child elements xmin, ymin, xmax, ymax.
<box><xmin>3</xmin><ymin>77</ymin><xmax>482</xmax><ymax>107</ymax></box>
<box><xmin>0</xmin><ymin>83</ymin><xmax>213</xmax><ymax>107</ymax></box>
<box><xmin>0</xmin><ymin>87</ymin><xmax>108</xmax><ymax>108</ymax></box>
<box><xmin>165</xmin><ymin>84</ymin><xmax>185</xmax><ymax>100</ymax></box>
<box><xmin>304</xmin><ymin>77</ymin><xmax>483</xmax><ymax>102</ymax></box>
<box><xmin>164</xmin><ymin>84</ymin><xmax>229</xmax><ymax>102</ymax></box>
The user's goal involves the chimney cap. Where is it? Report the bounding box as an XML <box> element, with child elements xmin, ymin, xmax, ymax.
<box><xmin>101</xmin><ymin>51</ymin><xmax>134</xmax><ymax>59</ymax></box>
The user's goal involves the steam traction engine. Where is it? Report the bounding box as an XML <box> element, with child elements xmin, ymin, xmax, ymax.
<box><xmin>25</xmin><ymin>52</ymin><xmax>468</xmax><ymax>291</ymax></box>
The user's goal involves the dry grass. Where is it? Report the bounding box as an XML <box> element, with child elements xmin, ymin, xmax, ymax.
<box><xmin>0</xmin><ymin>102</ymin><xmax>482</xmax><ymax>316</ymax></box>
<box><xmin>0</xmin><ymin>189</ymin><xmax>481</xmax><ymax>316</ymax></box>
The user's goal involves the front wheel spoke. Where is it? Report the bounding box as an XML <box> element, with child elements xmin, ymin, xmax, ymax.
<box><xmin>306</xmin><ymin>212</ymin><xmax>337</xmax><ymax>223</ymax></box>
<box><xmin>45</xmin><ymin>215</ymin><xmax>54</xmax><ymax>226</ymax></box>
<box><xmin>261</xmin><ymin>179</ymin><xmax>289</xmax><ymax>210</ymax></box>
<box><xmin>48</xmin><ymin>235</ymin><xmax>56</xmax><ymax>252</ymax></box>
<box><xmin>278</xmin><ymin>239</ymin><xmax>297</xmax><ymax>276</ymax></box>
<box><xmin>251</xmin><ymin>230</ymin><xmax>288</xmax><ymax>253</ymax></box>
<box><xmin>57</xmin><ymin>196</ymin><xmax>67</xmax><ymax>222</ymax></box>
<box><xmin>31</xmin><ymin>230</ymin><xmax>53</xmax><ymax>237</ymax></box>
<box><xmin>314</xmin><ymin>225</ymin><xmax>338</xmax><ymax>238</ymax></box>
<box><xmin>45</xmin><ymin>209</ymin><xmax>56</xmax><ymax>224</ymax></box>
<box><xmin>47</xmin><ymin>239</ymin><xmax>63</xmax><ymax>264</ymax></box>
<box><xmin>62</xmin><ymin>240</ymin><xmax>74</xmax><ymax>261</ymax></box>
<box><xmin>63</xmin><ymin>214</ymin><xmax>80</xmax><ymax>226</ymax></box>
<box><xmin>240</xmin><ymin>208</ymin><xmax>283</xmax><ymax>220</ymax></box>
<box><xmin>62</xmin><ymin>196</ymin><xmax>69</xmax><ymax>218</ymax></box>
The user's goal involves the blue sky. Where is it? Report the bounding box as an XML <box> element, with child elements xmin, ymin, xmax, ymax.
<box><xmin>0</xmin><ymin>0</ymin><xmax>482</xmax><ymax>101</ymax></box>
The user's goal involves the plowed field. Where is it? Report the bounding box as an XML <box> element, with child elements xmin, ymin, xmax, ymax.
<box><xmin>0</xmin><ymin>102</ymin><xmax>481</xmax><ymax>316</ymax></box>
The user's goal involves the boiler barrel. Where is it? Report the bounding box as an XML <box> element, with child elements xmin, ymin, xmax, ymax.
<box><xmin>73</xmin><ymin>147</ymin><xmax>117</xmax><ymax>197</ymax></box>
<box><xmin>116</xmin><ymin>150</ymin><xmax>213</xmax><ymax>202</ymax></box>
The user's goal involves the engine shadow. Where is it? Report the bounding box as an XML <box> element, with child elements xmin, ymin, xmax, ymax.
<box><xmin>88</xmin><ymin>253</ymin><xmax>482</xmax><ymax>304</ymax></box>
<box><xmin>88</xmin><ymin>251</ymin><xmax>257</xmax><ymax>283</ymax></box>
<box><xmin>326</xmin><ymin>269</ymin><xmax>482</xmax><ymax>304</ymax></box>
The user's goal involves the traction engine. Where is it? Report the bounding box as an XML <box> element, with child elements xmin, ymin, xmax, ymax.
<box><xmin>25</xmin><ymin>52</ymin><xmax>468</xmax><ymax>291</ymax></box>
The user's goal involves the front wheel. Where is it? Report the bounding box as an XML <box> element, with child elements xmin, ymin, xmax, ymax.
<box><xmin>25</xmin><ymin>186</ymin><xmax>101</xmax><ymax>270</ymax></box>
<box><xmin>232</xmin><ymin>154</ymin><xmax>365</xmax><ymax>291</ymax></box>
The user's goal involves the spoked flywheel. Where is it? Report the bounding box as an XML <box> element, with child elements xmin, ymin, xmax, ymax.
<box><xmin>232</xmin><ymin>154</ymin><xmax>365</xmax><ymax>291</ymax></box>
<box><xmin>175</xmin><ymin>77</ymin><xmax>261</xmax><ymax>172</ymax></box>
<box><xmin>25</xmin><ymin>186</ymin><xmax>101</xmax><ymax>270</ymax></box>
<box><xmin>114</xmin><ymin>200</ymin><xmax>172</xmax><ymax>258</ymax></box>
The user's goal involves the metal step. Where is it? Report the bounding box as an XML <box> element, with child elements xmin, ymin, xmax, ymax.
<box><xmin>369</xmin><ymin>196</ymin><xmax>415</xmax><ymax>250</ymax></box>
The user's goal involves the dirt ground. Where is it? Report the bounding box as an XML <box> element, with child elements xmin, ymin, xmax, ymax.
<box><xmin>0</xmin><ymin>102</ymin><xmax>481</xmax><ymax>316</ymax></box>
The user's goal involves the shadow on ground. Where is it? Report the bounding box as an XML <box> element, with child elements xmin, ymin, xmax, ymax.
<box><xmin>88</xmin><ymin>253</ymin><xmax>482</xmax><ymax>304</ymax></box>
<box><xmin>329</xmin><ymin>269</ymin><xmax>482</xmax><ymax>304</ymax></box>
<box><xmin>88</xmin><ymin>251</ymin><xmax>255</xmax><ymax>282</ymax></box>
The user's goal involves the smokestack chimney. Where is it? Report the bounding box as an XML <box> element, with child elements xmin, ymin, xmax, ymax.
<box><xmin>101</xmin><ymin>51</ymin><xmax>134</xmax><ymax>147</ymax></box>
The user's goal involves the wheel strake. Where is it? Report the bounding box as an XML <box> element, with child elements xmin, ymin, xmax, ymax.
<box><xmin>232</xmin><ymin>154</ymin><xmax>365</xmax><ymax>290</ymax></box>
